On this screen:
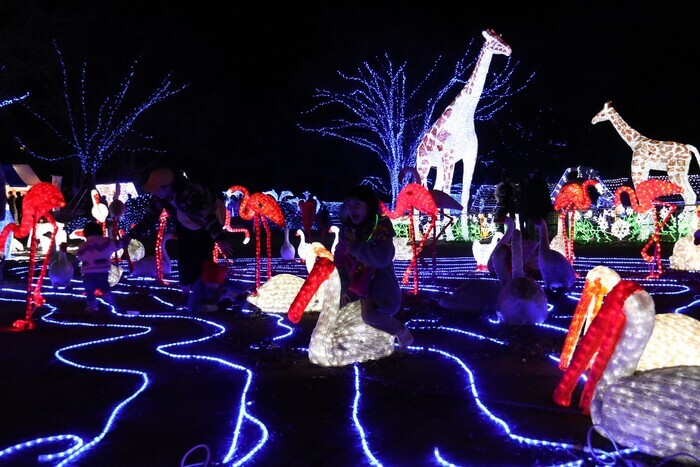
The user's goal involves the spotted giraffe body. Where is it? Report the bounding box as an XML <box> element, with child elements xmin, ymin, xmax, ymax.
<box><xmin>592</xmin><ymin>101</ymin><xmax>699</xmax><ymax>205</ymax></box>
<box><xmin>415</xmin><ymin>29</ymin><xmax>511</xmax><ymax>219</ymax></box>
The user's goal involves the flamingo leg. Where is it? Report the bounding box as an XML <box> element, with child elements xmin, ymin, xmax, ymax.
<box><xmin>263</xmin><ymin>218</ymin><xmax>272</xmax><ymax>281</ymax></box>
<box><xmin>254</xmin><ymin>216</ymin><xmax>262</xmax><ymax>289</ymax></box>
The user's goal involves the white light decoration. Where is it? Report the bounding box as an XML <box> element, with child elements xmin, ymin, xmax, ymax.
<box><xmin>592</xmin><ymin>100</ymin><xmax>699</xmax><ymax>205</ymax></box>
<box><xmin>472</xmin><ymin>231</ymin><xmax>503</xmax><ymax>271</ymax></box>
<box><xmin>130</xmin><ymin>232</ymin><xmax>175</xmax><ymax>277</ymax></box>
<box><xmin>414</xmin><ymin>29</ymin><xmax>512</xmax><ymax>239</ymax></box>
<box><xmin>554</xmin><ymin>280</ymin><xmax>700</xmax><ymax>460</ymax></box>
<box><xmin>288</xmin><ymin>252</ymin><xmax>395</xmax><ymax>367</ymax></box>
<box><xmin>246</xmin><ymin>273</ymin><xmax>323</xmax><ymax>313</ymax></box>
<box><xmin>669</xmin><ymin>206</ymin><xmax>700</xmax><ymax>271</ymax></box>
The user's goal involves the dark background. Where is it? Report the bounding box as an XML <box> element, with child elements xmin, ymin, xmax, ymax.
<box><xmin>1</xmin><ymin>1</ymin><xmax>698</xmax><ymax>201</ymax></box>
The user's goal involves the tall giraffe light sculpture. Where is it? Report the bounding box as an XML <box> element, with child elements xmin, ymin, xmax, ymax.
<box><xmin>614</xmin><ymin>179</ymin><xmax>684</xmax><ymax>278</ymax></box>
<box><xmin>415</xmin><ymin>29</ymin><xmax>511</xmax><ymax>239</ymax></box>
<box><xmin>592</xmin><ymin>101</ymin><xmax>699</xmax><ymax>205</ymax></box>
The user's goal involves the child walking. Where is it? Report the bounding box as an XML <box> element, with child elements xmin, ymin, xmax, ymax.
<box><xmin>76</xmin><ymin>221</ymin><xmax>130</xmax><ymax>312</ymax></box>
<box><xmin>333</xmin><ymin>184</ymin><xmax>413</xmax><ymax>348</ymax></box>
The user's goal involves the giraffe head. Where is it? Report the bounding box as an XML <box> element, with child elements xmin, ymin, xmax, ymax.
<box><xmin>591</xmin><ymin>101</ymin><xmax>614</xmax><ymax>125</ymax></box>
<box><xmin>482</xmin><ymin>29</ymin><xmax>512</xmax><ymax>57</ymax></box>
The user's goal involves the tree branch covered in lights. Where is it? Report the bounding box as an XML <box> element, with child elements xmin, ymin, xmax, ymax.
<box><xmin>299</xmin><ymin>38</ymin><xmax>533</xmax><ymax>200</ymax></box>
<box><xmin>0</xmin><ymin>92</ymin><xmax>28</xmax><ymax>108</ymax></box>
<box><xmin>14</xmin><ymin>40</ymin><xmax>187</xmax><ymax>186</ymax></box>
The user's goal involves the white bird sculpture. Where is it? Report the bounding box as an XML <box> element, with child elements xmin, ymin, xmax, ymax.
<box><xmin>328</xmin><ymin>225</ymin><xmax>339</xmax><ymax>255</ymax></box>
<box><xmin>534</xmin><ymin>217</ymin><xmax>576</xmax><ymax>292</ymax></box>
<box><xmin>559</xmin><ymin>265</ymin><xmax>700</xmax><ymax>373</ymax></box>
<box><xmin>295</xmin><ymin>228</ymin><xmax>311</xmax><ymax>261</ymax></box>
<box><xmin>472</xmin><ymin>230</ymin><xmax>504</xmax><ymax>272</ymax></box>
<box><xmin>554</xmin><ymin>280</ymin><xmax>700</xmax><ymax>460</ymax></box>
<box><xmin>130</xmin><ymin>233</ymin><xmax>175</xmax><ymax>277</ymax></box>
<box><xmin>495</xmin><ymin>228</ymin><xmax>548</xmax><ymax>325</ymax></box>
<box><xmin>48</xmin><ymin>242</ymin><xmax>75</xmax><ymax>290</ymax></box>
<box><xmin>280</xmin><ymin>226</ymin><xmax>295</xmax><ymax>261</ymax></box>
<box><xmin>287</xmin><ymin>245</ymin><xmax>394</xmax><ymax>367</ymax></box>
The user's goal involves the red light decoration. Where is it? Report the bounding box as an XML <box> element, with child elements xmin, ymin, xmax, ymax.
<box><xmin>298</xmin><ymin>193</ymin><xmax>317</xmax><ymax>239</ymax></box>
<box><xmin>212</xmin><ymin>207</ymin><xmax>250</xmax><ymax>262</ymax></box>
<box><xmin>155</xmin><ymin>209</ymin><xmax>169</xmax><ymax>284</ymax></box>
<box><xmin>553</xmin><ymin>179</ymin><xmax>600</xmax><ymax>265</ymax></box>
<box><xmin>227</xmin><ymin>185</ymin><xmax>285</xmax><ymax>289</ymax></box>
<box><xmin>0</xmin><ymin>182</ymin><xmax>66</xmax><ymax>330</ymax></box>
<box><xmin>553</xmin><ymin>280</ymin><xmax>640</xmax><ymax>412</ymax></box>
<box><xmin>380</xmin><ymin>183</ymin><xmax>437</xmax><ymax>295</ymax></box>
<box><xmin>614</xmin><ymin>179</ymin><xmax>684</xmax><ymax>278</ymax></box>
<box><xmin>287</xmin><ymin>256</ymin><xmax>335</xmax><ymax>324</ymax></box>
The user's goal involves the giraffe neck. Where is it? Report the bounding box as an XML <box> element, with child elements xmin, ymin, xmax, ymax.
<box><xmin>441</xmin><ymin>46</ymin><xmax>496</xmax><ymax>122</ymax></box>
<box><xmin>607</xmin><ymin>109</ymin><xmax>642</xmax><ymax>148</ymax></box>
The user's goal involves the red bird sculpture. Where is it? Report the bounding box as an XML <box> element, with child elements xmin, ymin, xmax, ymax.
<box><xmin>553</xmin><ymin>179</ymin><xmax>602</xmax><ymax>265</ymax></box>
<box><xmin>0</xmin><ymin>182</ymin><xmax>66</xmax><ymax>330</ymax></box>
<box><xmin>614</xmin><ymin>179</ymin><xmax>684</xmax><ymax>278</ymax></box>
<box><xmin>380</xmin><ymin>182</ymin><xmax>437</xmax><ymax>295</ymax></box>
<box><xmin>227</xmin><ymin>185</ymin><xmax>285</xmax><ymax>288</ymax></box>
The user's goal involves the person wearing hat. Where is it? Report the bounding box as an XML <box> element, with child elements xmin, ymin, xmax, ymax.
<box><xmin>125</xmin><ymin>167</ymin><xmax>238</xmax><ymax>297</ymax></box>
<box><xmin>333</xmin><ymin>184</ymin><xmax>413</xmax><ymax>349</ymax></box>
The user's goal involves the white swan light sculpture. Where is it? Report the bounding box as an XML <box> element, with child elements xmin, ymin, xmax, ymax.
<box><xmin>554</xmin><ymin>280</ymin><xmax>700</xmax><ymax>459</ymax></box>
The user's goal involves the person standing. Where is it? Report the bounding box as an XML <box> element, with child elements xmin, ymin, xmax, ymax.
<box><xmin>15</xmin><ymin>191</ymin><xmax>23</xmax><ymax>224</ymax></box>
<box><xmin>493</xmin><ymin>171</ymin><xmax>516</xmax><ymax>231</ymax></box>
<box><xmin>77</xmin><ymin>221</ymin><xmax>130</xmax><ymax>311</ymax></box>
<box><xmin>519</xmin><ymin>169</ymin><xmax>553</xmax><ymax>240</ymax></box>
<box><xmin>7</xmin><ymin>191</ymin><xmax>17</xmax><ymax>222</ymax></box>
<box><xmin>125</xmin><ymin>168</ymin><xmax>238</xmax><ymax>297</ymax></box>
<box><xmin>333</xmin><ymin>184</ymin><xmax>413</xmax><ymax>349</ymax></box>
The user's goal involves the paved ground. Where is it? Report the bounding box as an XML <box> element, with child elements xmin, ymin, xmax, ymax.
<box><xmin>0</xmin><ymin>242</ymin><xmax>698</xmax><ymax>466</ymax></box>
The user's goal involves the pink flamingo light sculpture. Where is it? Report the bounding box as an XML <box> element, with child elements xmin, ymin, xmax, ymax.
<box><xmin>227</xmin><ymin>185</ymin><xmax>285</xmax><ymax>289</ymax></box>
<box><xmin>614</xmin><ymin>179</ymin><xmax>684</xmax><ymax>278</ymax></box>
<box><xmin>380</xmin><ymin>183</ymin><xmax>437</xmax><ymax>295</ymax></box>
<box><xmin>0</xmin><ymin>182</ymin><xmax>66</xmax><ymax>330</ymax></box>
<box><xmin>553</xmin><ymin>179</ymin><xmax>602</xmax><ymax>265</ymax></box>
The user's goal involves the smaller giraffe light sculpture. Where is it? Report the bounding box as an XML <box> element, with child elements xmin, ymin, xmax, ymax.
<box><xmin>614</xmin><ymin>179</ymin><xmax>684</xmax><ymax>278</ymax></box>
<box><xmin>227</xmin><ymin>185</ymin><xmax>285</xmax><ymax>289</ymax></box>
<box><xmin>380</xmin><ymin>183</ymin><xmax>438</xmax><ymax>295</ymax></box>
<box><xmin>592</xmin><ymin>101</ymin><xmax>700</xmax><ymax>205</ymax></box>
<box><xmin>0</xmin><ymin>182</ymin><xmax>66</xmax><ymax>330</ymax></box>
<box><xmin>553</xmin><ymin>179</ymin><xmax>602</xmax><ymax>265</ymax></box>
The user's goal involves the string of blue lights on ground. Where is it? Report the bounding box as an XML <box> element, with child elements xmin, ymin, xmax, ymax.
<box><xmin>0</xmin><ymin>255</ymin><xmax>697</xmax><ymax>466</ymax></box>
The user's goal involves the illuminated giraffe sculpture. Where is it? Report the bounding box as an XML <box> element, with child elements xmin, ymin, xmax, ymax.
<box><xmin>592</xmin><ymin>101</ymin><xmax>699</xmax><ymax>205</ymax></box>
<box><xmin>415</xmin><ymin>29</ymin><xmax>511</xmax><ymax>237</ymax></box>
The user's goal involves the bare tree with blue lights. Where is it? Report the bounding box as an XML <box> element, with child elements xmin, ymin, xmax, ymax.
<box><xmin>299</xmin><ymin>36</ymin><xmax>533</xmax><ymax>202</ymax></box>
<box><xmin>14</xmin><ymin>41</ymin><xmax>186</xmax><ymax>188</ymax></box>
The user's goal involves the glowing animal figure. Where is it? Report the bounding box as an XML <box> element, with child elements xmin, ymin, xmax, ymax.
<box><xmin>534</xmin><ymin>217</ymin><xmax>575</xmax><ymax>292</ymax></box>
<box><xmin>553</xmin><ymin>280</ymin><xmax>700</xmax><ymax>460</ymax></box>
<box><xmin>48</xmin><ymin>242</ymin><xmax>75</xmax><ymax>290</ymax></box>
<box><xmin>227</xmin><ymin>185</ymin><xmax>285</xmax><ymax>289</ymax></box>
<box><xmin>559</xmin><ymin>265</ymin><xmax>700</xmax><ymax>373</ymax></box>
<box><xmin>472</xmin><ymin>230</ymin><xmax>503</xmax><ymax>272</ymax></box>
<box><xmin>380</xmin><ymin>183</ymin><xmax>438</xmax><ymax>295</ymax></box>
<box><xmin>287</xmin><ymin>250</ymin><xmax>394</xmax><ymax>367</ymax></box>
<box><xmin>553</xmin><ymin>179</ymin><xmax>602</xmax><ymax>264</ymax></box>
<box><xmin>0</xmin><ymin>182</ymin><xmax>66</xmax><ymax>330</ymax></box>
<box><xmin>298</xmin><ymin>191</ymin><xmax>317</xmax><ymax>238</ymax></box>
<box><xmin>295</xmin><ymin>228</ymin><xmax>311</xmax><ymax>261</ymax></box>
<box><xmin>130</xmin><ymin>233</ymin><xmax>176</xmax><ymax>279</ymax></box>
<box><xmin>592</xmin><ymin>101</ymin><xmax>699</xmax><ymax>205</ymax></box>
<box><xmin>487</xmin><ymin>216</ymin><xmax>538</xmax><ymax>284</ymax></box>
<box><xmin>614</xmin><ymin>178</ymin><xmax>684</xmax><ymax>278</ymax></box>
<box><xmin>669</xmin><ymin>206</ymin><xmax>700</xmax><ymax>271</ymax></box>
<box><xmin>213</xmin><ymin>207</ymin><xmax>250</xmax><ymax>261</ymax></box>
<box><xmin>328</xmin><ymin>225</ymin><xmax>339</xmax><ymax>255</ymax></box>
<box><xmin>495</xmin><ymin>229</ymin><xmax>548</xmax><ymax>325</ymax></box>
<box><xmin>280</xmin><ymin>226</ymin><xmax>295</xmax><ymax>260</ymax></box>
<box><xmin>414</xmin><ymin>29</ymin><xmax>512</xmax><ymax>238</ymax></box>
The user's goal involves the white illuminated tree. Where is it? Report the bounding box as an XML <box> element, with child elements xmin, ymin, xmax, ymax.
<box><xmin>299</xmin><ymin>38</ymin><xmax>533</xmax><ymax>201</ymax></box>
<box><xmin>14</xmin><ymin>41</ymin><xmax>187</xmax><ymax>188</ymax></box>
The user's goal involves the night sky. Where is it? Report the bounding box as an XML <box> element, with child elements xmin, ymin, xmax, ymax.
<box><xmin>1</xmin><ymin>1</ymin><xmax>698</xmax><ymax>201</ymax></box>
